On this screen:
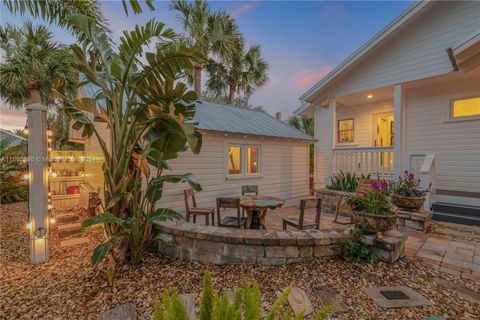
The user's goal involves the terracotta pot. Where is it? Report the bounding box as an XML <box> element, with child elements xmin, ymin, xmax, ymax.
<box><xmin>67</xmin><ymin>186</ymin><xmax>80</xmax><ymax>194</ymax></box>
<box><xmin>352</xmin><ymin>210</ymin><xmax>397</xmax><ymax>235</ymax></box>
<box><xmin>391</xmin><ymin>194</ymin><xmax>425</xmax><ymax>211</ymax></box>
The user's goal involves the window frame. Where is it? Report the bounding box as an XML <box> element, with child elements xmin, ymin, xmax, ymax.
<box><xmin>337</xmin><ymin>118</ymin><xmax>355</xmax><ymax>144</ymax></box>
<box><xmin>225</xmin><ymin>143</ymin><xmax>263</xmax><ymax>179</ymax></box>
<box><xmin>450</xmin><ymin>95</ymin><xmax>480</xmax><ymax>121</ymax></box>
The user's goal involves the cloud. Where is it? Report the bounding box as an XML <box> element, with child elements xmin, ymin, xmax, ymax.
<box><xmin>0</xmin><ymin>104</ymin><xmax>26</xmax><ymax>131</ymax></box>
<box><xmin>293</xmin><ymin>65</ymin><xmax>333</xmax><ymax>90</ymax></box>
<box><xmin>229</xmin><ymin>1</ymin><xmax>258</xmax><ymax>19</ymax></box>
<box><xmin>319</xmin><ymin>3</ymin><xmax>350</xmax><ymax>19</ymax></box>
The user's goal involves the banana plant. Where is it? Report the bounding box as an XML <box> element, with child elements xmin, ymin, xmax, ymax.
<box><xmin>55</xmin><ymin>14</ymin><xmax>206</xmax><ymax>269</ymax></box>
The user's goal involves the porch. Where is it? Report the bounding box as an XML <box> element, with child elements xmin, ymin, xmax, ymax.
<box><xmin>324</xmin><ymin>85</ymin><xmax>401</xmax><ymax>180</ymax></box>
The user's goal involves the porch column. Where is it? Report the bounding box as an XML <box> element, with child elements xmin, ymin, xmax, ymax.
<box><xmin>327</xmin><ymin>97</ymin><xmax>336</xmax><ymax>183</ymax></box>
<box><xmin>393</xmin><ymin>84</ymin><xmax>404</xmax><ymax>177</ymax></box>
<box><xmin>26</xmin><ymin>104</ymin><xmax>49</xmax><ymax>264</ymax></box>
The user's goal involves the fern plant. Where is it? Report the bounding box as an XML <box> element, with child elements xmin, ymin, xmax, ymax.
<box><xmin>153</xmin><ymin>271</ymin><xmax>332</xmax><ymax>320</ymax></box>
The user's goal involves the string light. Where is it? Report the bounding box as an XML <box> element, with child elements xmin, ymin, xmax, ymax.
<box><xmin>49</xmin><ymin>217</ymin><xmax>56</xmax><ymax>224</ymax></box>
<box><xmin>24</xmin><ymin>125</ymin><xmax>29</xmax><ymax>135</ymax></box>
<box><xmin>26</xmin><ymin>222</ymin><xmax>32</xmax><ymax>230</ymax></box>
<box><xmin>23</xmin><ymin>173</ymin><xmax>30</xmax><ymax>180</ymax></box>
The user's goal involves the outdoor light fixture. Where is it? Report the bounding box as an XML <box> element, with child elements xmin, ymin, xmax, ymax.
<box><xmin>367</xmin><ymin>94</ymin><xmax>373</xmax><ymax>99</ymax></box>
<box><xmin>23</xmin><ymin>125</ymin><xmax>29</xmax><ymax>135</ymax></box>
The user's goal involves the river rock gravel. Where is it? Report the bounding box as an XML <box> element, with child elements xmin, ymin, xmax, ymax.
<box><xmin>1</xmin><ymin>202</ymin><xmax>479</xmax><ymax>320</ymax></box>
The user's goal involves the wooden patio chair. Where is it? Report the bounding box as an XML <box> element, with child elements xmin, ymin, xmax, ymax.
<box><xmin>334</xmin><ymin>179</ymin><xmax>374</xmax><ymax>224</ymax></box>
<box><xmin>216</xmin><ymin>197</ymin><xmax>246</xmax><ymax>228</ymax></box>
<box><xmin>241</xmin><ymin>185</ymin><xmax>258</xmax><ymax>218</ymax></box>
<box><xmin>282</xmin><ymin>197</ymin><xmax>322</xmax><ymax>230</ymax></box>
<box><xmin>184</xmin><ymin>189</ymin><xmax>215</xmax><ymax>225</ymax></box>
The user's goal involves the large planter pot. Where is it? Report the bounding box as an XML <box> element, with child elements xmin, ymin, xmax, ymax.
<box><xmin>391</xmin><ymin>194</ymin><xmax>425</xmax><ymax>211</ymax></box>
<box><xmin>352</xmin><ymin>210</ymin><xmax>397</xmax><ymax>238</ymax></box>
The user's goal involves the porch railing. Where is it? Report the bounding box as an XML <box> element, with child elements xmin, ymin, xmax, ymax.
<box><xmin>333</xmin><ymin>147</ymin><xmax>395</xmax><ymax>178</ymax></box>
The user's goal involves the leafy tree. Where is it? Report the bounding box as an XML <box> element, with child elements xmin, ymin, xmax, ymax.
<box><xmin>3</xmin><ymin>0</ymin><xmax>154</xmax><ymax>36</ymax></box>
<box><xmin>289</xmin><ymin>116</ymin><xmax>314</xmax><ymax>174</ymax></box>
<box><xmin>0</xmin><ymin>138</ymin><xmax>27</xmax><ymax>204</ymax></box>
<box><xmin>57</xmin><ymin>15</ymin><xmax>205</xmax><ymax>273</ymax></box>
<box><xmin>0</xmin><ymin>22</ymin><xmax>77</xmax><ymax>108</ymax></box>
<box><xmin>206</xmin><ymin>35</ymin><xmax>268</xmax><ymax>104</ymax></box>
<box><xmin>170</xmin><ymin>0</ymin><xmax>240</xmax><ymax>96</ymax></box>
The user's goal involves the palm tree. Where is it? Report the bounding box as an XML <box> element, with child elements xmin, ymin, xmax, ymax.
<box><xmin>2</xmin><ymin>0</ymin><xmax>155</xmax><ymax>35</ymax></box>
<box><xmin>289</xmin><ymin>116</ymin><xmax>314</xmax><ymax>175</ymax></box>
<box><xmin>206</xmin><ymin>38</ymin><xmax>269</xmax><ymax>104</ymax></box>
<box><xmin>0</xmin><ymin>22</ymin><xmax>77</xmax><ymax>108</ymax></box>
<box><xmin>170</xmin><ymin>0</ymin><xmax>240</xmax><ymax>96</ymax></box>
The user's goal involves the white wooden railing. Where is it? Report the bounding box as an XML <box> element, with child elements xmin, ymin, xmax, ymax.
<box><xmin>333</xmin><ymin>147</ymin><xmax>395</xmax><ymax>178</ymax></box>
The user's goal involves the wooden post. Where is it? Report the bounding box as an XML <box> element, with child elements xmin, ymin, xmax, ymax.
<box><xmin>26</xmin><ymin>104</ymin><xmax>49</xmax><ymax>264</ymax></box>
<box><xmin>327</xmin><ymin>97</ymin><xmax>336</xmax><ymax>184</ymax></box>
<box><xmin>393</xmin><ymin>84</ymin><xmax>404</xmax><ymax>177</ymax></box>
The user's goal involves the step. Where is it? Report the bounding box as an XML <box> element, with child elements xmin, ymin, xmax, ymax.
<box><xmin>57</xmin><ymin>222</ymin><xmax>82</xmax><ymax>230</ymax></box>
<box><xmin>60</xmin><ymin>237</ymin><xmax>89</xmax><ymax>248</ymax></box>
<box><xmin>432</xmin><ymin>203</ymin><xmax>480</xmax><ymax>218</ymax></box>
<box><xmin>55</xmin><ymin>213</ymin><xmax>80</xmax><ymax>224</ymax></box>
<box><xmin>432</xmin><ymin>211</ymin><xmax>480</xmax><ymax>226</ymax></box>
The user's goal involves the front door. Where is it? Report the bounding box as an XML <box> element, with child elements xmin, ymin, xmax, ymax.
<box><xmin>374</xmin><ymin>112</ymin><xmax>394</xmax><ymax>147</ymax></box>
<box><xmin>373</xmin><ymin>112</ymin><xmax>394</xmax><ymax>171</ymax></box>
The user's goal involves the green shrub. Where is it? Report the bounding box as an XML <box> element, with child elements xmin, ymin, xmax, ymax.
<box><xmin>153</xmin><ymin>271</ymin><xmax>332</xmax><ymax>320</ymax></box>
<box><xmin>341</xmin><ymin>228</ymin><xmax>377</xmax><ymax>263</ymax></box>
<box><xmin>0</xmin><ymin>139</ymin><xmax>28</xmax><ymax>204</ymax></box>
<box><xmin>327</xmin><ymin>171</ymin><xmax>370</xmax><ymax>192</ymax></box>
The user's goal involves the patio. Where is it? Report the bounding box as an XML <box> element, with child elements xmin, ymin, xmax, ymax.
<box><xmin>1</xmin><ymin>201</ymin><xmax>479</xmax><ymax>320</ymax></box>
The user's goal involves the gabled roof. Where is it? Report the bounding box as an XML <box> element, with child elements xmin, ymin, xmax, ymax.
<box><xmin>298</xmin><ymin>0</ymin><xmax>431</xmax><ymax>106</ymax></box>
<box><xmin>195</xmin><ymin>100</ymin><xmax>315</xmax><ymax>141</ymax></box>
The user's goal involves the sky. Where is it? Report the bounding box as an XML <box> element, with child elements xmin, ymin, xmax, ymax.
<box><xmin>0</xmin><ymin>0</ymin><xmax>413</xmax><ymax>131</ymax></box>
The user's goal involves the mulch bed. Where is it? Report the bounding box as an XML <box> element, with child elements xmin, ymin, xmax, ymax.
<box><xmin>1</xmin><ymin>202</ymin><xmax>479</xmax><ymax>320</ymax></box>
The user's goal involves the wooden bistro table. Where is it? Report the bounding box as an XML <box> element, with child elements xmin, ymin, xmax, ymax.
<box><xmin>240</xmin><ymin>196</ymin><xmax>285</xmax><ymax>229</ymax></box>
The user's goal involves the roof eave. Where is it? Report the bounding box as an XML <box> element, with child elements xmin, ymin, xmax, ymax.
<box><xmin>299</xmin><ymin>0</ymin><xmax>431</xmax><ymax>102</ymax></box>
<box><xmin>199</xmin><ymin>128</ymin><xmax>317</xmax><ymax>142</ymax></box>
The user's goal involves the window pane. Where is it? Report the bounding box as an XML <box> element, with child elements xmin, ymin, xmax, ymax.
<box><xmin>339</xmin><ymin>119</ymin><xmax>353</xmax><ymax>130</ymax></box>
<box><xmin>453</xmin><ymin>97</ymin><xmax>480</xmax><ymax>118</ymax></box>
<box><xmin>228</xmin><ymin>146</ymin><xmax>242</xmax><ymax>174</ymax></box>
<box><xmin>247</xmin><ymin>147</ymin><xmax>259</xmax><ymax>174</ymax></box>
<box><xmin>339</xmin><ymin>130</ymin><xmax>353</xmax><ymax>143</ymax></box>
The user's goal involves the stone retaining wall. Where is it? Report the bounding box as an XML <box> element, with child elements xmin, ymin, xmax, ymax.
<box><xmin>316</xmin><ymin>188</ymin><xmax>354</xmax><ymax>214</ymax></box>
<box><xmin>396</xmin><ymin>210</ymin><xmax>432</xmax><ymax>233</ymax></box>
<box><xmin>153</xmin><ymin>221</ymin><xmax>350</xmax><ymax>265</ymax></box>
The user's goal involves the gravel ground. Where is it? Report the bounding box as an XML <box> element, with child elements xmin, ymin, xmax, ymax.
<box><xmin>1</xmin><ymin>202</ymin><xmax>479</xmax><ymax>320</ymax></box>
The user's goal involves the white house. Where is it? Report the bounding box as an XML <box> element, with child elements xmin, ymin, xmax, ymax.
<box><xmin>295</xmin><ymin>1</ymin><xmax>480</xmax><ymax>224</ymax></box>
<box><xmin>76</xmin><ymin>100</ymin><xmax>315</xmax><ymax>213</ymax></box>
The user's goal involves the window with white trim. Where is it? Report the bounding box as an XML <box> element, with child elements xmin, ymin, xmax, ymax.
<box><xmin>451</xmin><ymin>96</ymin><xmax>480</xmax><ymax>119</ymax></box>
<box><xmin>337</xmin><ymin>118</ymin><xmax>354</xmax><ymax>143</ymax></box>
<box><xmin>227</xmin><ymin>144</ymin><xmax>261</xmax><ymax>176</ymax></box>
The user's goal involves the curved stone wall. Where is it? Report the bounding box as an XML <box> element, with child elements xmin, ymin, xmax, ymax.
<box><xmin>153</xmin><ymin>221</ymin><xmax>350</xmax><ymax>265</ymax></box>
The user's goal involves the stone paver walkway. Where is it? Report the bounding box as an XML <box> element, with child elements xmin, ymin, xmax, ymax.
<box><xmin>405</xmin><ymin>231</ymin><xmax>480</xmax><ymax>281</ymax></box>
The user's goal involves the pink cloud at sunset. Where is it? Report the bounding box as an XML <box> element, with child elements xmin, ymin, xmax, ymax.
<box><xmin>0</xmin><ymin>106</ymin><xmax>27</xmax><ymax>131</ymax></box>
<box><xmin>229</xmin><ymin>1</ymin><xmax>258</xmax><ymax>19</ymax></box>
<box><xmin>293</xmin><ymin>65</ymin><xmax>333</xmax><ymax>90</ymax></box>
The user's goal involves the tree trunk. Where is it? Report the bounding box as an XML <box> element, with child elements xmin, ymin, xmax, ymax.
<box><xmin>26</xmin><ymin>89</ymin><xmax>41</xmax><ymax>105</ymax></box>
<box><xmin>228</xmin><ymin>84</ymin><xmax>235</xmax><ymax>104</ymax></box>
<box><xmin>194</xmin><ymin>64</ymin><xmax>203</xmax><ymax>97</ymax></box>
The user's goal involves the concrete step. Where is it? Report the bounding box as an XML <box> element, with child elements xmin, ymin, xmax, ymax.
<box><xmin>55</xmin><ymin>213</ymin><xmax>80</xmax><ymax>224</ymax></box>
<box><xmin>432</xmin><ymin>211</ymin><xmax>480</xmax><ymax>226</ymax></box>
<box><xmin>432</xmin><ymin>202</ymin><xmax>480</xmax><ymax>218</ymax></box>
<box><xmin>60</xmin><ymin>237</ymin><xmax>89</xmax><ymax>248</ymax></box>
<box><xmin>57</xmin><ymin>222</ymin><xmax>83</xmax><ymax>238</ymax></box>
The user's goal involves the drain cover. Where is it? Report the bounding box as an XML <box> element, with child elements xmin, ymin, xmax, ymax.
<box><xmin>380</xmin><ymin>290</ymin><xmax>410</xmax><ymax>300</ymax></box>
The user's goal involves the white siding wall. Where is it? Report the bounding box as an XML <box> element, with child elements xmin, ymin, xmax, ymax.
<box><xmin>335</xmin><ymin>101</ymin><xmax>393</xmax><ymax>148</ymax></box>
<box><xmin>405</xmin><ymin>75</ymin><xmax>480</xmax><ymax>196</ymax></box>
<box><xmin>329</xmin><ymin>1</ymin><xmax>480</xmax><ymax>96</ymax></box>
<box><xmin>157</xmin><ymin>133</ymin><xmax>310</xmax><ymax>213</ymax></box>
<box><xmin>314</xmin><ymin>106</ymin><xmax>330</xmax><ymax>188</ymax></box>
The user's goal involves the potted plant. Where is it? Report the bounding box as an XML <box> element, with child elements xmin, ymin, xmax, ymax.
<box><xmin>390</xmin><ymin>171</ymin><xmax>431</xmax><ymax>211</ymax></box>
<box><xmin>350</xmin><ymin>180</ymin><xmax>397</xmax><ymax>238</ymax></box>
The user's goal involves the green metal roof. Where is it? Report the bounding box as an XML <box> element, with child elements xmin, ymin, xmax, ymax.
<box><xmin>195</xmin><ymin>100</ymin><xmax>315</xmax><ymax>141</ymax></box>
